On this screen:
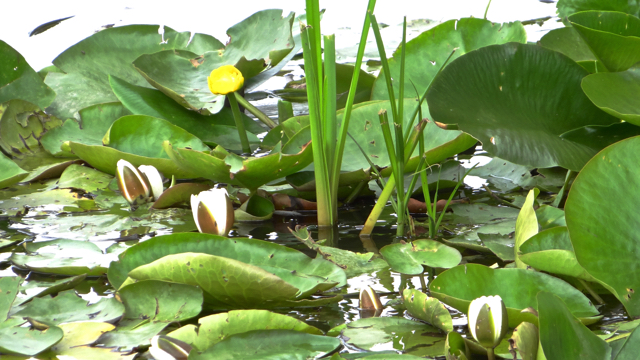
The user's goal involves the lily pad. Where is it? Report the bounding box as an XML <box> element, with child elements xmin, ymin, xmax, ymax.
<box><xmin>40</xmin><ymin>102</ymin><xmax>131</xmax><ymax>158</ymax></box>
<box><xmin>402</xmin><ymin>289</ymin><xmax>453</xmax><ymax>333</ymax></box>
<box><xmin>0</xmin><ymin>322</ymin><xmax>63</xmax><ymax>356</ymax></box>
<box><xmin>0</xmin><ymin>188</ymin><xmax>97</xmax><ymax>217</ymax></box>
<box><xmin>13</xmin><ymin>290</ymin><xmax>124</xmax><ymax>325</ymax></box>
<box><xmin>152</xmin><ymin>182</ymin><xmax>213</xmax><ymax>209</ymax></box>
<box><xmin>426</xmin><ymin>42</ymin><xmax>619</xmax><ymax>171</ymax></box>
<box><xmin>371</xmin><ymin>18</ymin><xmax>526</xmax><ymax>100</ymax></box>
<box><xmin>379</xmin><ymin>239</ymin><xmax>461</xmax><ymax>275</ymax></box>
<box><xmin>537</xmin><ymin>292</ymin><xmax>611</xmax><ymax>360</ymax></box>
<box><xmin>519</xmin><ymin>226</ymin><xmax>596</xmax><ymax>282</ymax></box>
<box><xmin>0</xmin><ymin>152</ymin><xmax>27</xmax><ymax>189</ymax></box>
<box><xmin>10</xmin><ymin>239</ymin><xmax>113</xmax><ymax>276</ymax></box>
<box><xmin>188</xmin><ymin>329</ymin><xmax>340</xmax><ymax>360</ymax></box>
<box><xmin>581</xmin><ymin>66</ymin><xmax>640</xmax><ymax>126</ymax></box>
<box><xmin>57</xmin><ymin>164</ymin><xmax>113</xmax><ymax>194</ymax></box>
<box><xmin>340</xmin><ymin>317</ymin><xmax>445</xmax><ymax>357</ymax></box>
<box><xmin>107</xmin><ymin>232</ymin><xmax>345</xmax><ymax>296</ymax></box>
<box><xmin>539</xmin><ymin>27</ymin><xmax>600</xmax><ymax>68</ymax></box>
<box><xmin>430</xmin><ymin>264</ymin><xmax>600</xmax><ymax>327</ymax></box>
<box><xmin>470</xmin><ymin>157</ymin><xmax>565</xmax><ymax>192</ymax></box>
<box><xmin>565</xmin><ymin>135</ymin><xmax>640</xmax><ymax>316</ymax></box>
<box><xmin>97</xmin><ymin>280</ymin><xmax>202</xmax><ymax>350</ymax></box>
<box><xmin>168</xmin><ymin>310</ymin><xmax>323</xmax><ymax>352</ymax></box>
<box><xmin>515</xmin><ymin>190</ymin><xmax>538</xmax><ymax>269</ymax></box>
<box><xmin>46</xmin><ymin>322</ymin><xmax>134</xmax><ymax>360</ymax></box>
<box><xmin>109</xmin><ymin>75</ymin><xmax>264</xmax><ymax>147</ymax></box>
<box><xmin>558</xmin><ymin>0</ymin><xmax>640</xmax><ymax>19</ymax></box>
<box><xmin>569</xmin><ymin>11</ymin><xmax>640</xmax><ymax>72</ymax></box>
<box><xmin>132</xmin><ymin>10</ymin><xmax>295</xmax><ymax>114</ymax></box>
<box><xmin>44</xmin><ymin>25</ymin><xmax>224</xmax><ymax>119</ymax></box>
<box><xmin>0</xmin><ymin>40</ymin><xmax>55</xmax><ymax>109</ymax></box>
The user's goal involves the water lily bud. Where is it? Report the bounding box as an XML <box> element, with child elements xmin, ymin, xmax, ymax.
<box><xmin>191</xmin><ymin>188</ymin><xmax>234</xmax><ymax>236</ymax></box>
<box><xmin>149</xmin><ymin>335</ymin><xmax>192</xmax><ymax>360</ymax></box>
<box><xmin>468</xmin><ymin>295</ymin><xmax>509</xmax><ymax>349</ymax></box>
<box><xmin>116</xmin><ymin>159</ymin><xmax>150</xmax><ymax>205</ymax></box>
<box><xmin>359</xmin><ymin>285</ymin><xmax>383</xmax><ymax>311</ymax></box>
<box><xmin>138</xmin><ymin>165</ymin><xmax>164</xmax><ymax>201</ymax></box>
<box><xmin>207</xmin><ymin>64</ymin><xmax>244</xmax><ymax>95</ymax></box>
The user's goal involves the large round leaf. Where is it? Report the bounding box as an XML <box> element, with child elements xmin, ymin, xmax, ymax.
<box><xmin>582</xmin><ymin>66</ymin><xmax>640</xmax><ymax>125</ymax></box>
<box><xmin>0</xmin><ymin>324</ymin><xmax>63</xmax><ymax>356</ymax></box>
<box><xmin>188</xmin><ymin>330</ymin><xmax>339</xmax><ymax>360</ymax></box>
<box><xmin>379</xmin><ymin>239</ymin><xmax>461</xmax><ymax>275</ymax></box>
<box><xmin>558</xmin><ymin>0</ymin><xmax>640</xmax><ymax>19</ymax></box>
<box><xmin>371</xmin><ymin>18</ymin><xmax>526</xmax><ymax>100</ymax></box>
<box><xmin>0</xmin><ymin>40</ymin><xmax>55</xmax><ymax>109</ymax></box>
<box><xmin>569</xmin><ymin>11</ymin><xmax>640</xmax><ymax>72</ymax></box>
<box><xmin>402</xmin><ymin>289</ymin><xmax>453</xmax><ymax>333</ymax></box>
<box><xmin>45</xmin><ymin>25</ymin><xmax>223</xmax><ymax>119</ymax></box>
<box><xmin>537</xmin><ymin>292</ymin><xmax>611</xmax><ymax>360</ymax></box>
<box><xmin>107</xmin><ymin>232</ymin><xmax>345</xmax><ymax>292</ymax></box>
<box><xmin>565</xmin><ymin>136</ymin><xmax>640</xmax><ymax>316</ymax></box>
<box><xmin>168</xmin><ymin>310</ymin><xmax>322</xmax><ymax>351</ymax></box>
<box><xmin>426</xmin><ymin>42</ymin><xmax>619</xmax><ymax>171</ymax></box>
<box><xmin>0</xmin><ymin>153</ymin><xmax>27</xmax><ymax>189</ymax></box>
<box><xmin>430</xmin><ymin>264</ymin><xmax>600</xmax><ymax>327</ymax></box>
<box><xmin>105</xmin><ymin>115</ymin><xmax>210</xmax><ymax>159</ymax></box>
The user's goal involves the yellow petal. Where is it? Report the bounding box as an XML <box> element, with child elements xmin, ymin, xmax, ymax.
<box><xmin>207</xmin><ymin>65</ymin><xmax>244</xmax><ymax>95</ymax></box>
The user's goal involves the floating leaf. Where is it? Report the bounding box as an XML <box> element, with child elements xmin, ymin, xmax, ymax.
<box><xmin>379</xmin><ymin>239</ymin><xmax>461</xmax><ymax>275</ymax></box>
<box><xmin>403</xmin><ymin>289</ymin><xmax>453</xmax><ymax>332</ymax></box>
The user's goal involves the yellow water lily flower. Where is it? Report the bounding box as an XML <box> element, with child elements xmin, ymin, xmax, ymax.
<box><xmin>207</xmin><ymin>65</ymin><xmax>244</xmax><ymax>95</ymax></box>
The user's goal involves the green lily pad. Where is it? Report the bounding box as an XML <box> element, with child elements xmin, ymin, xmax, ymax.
<box><xmin>0</xmin><ymin>99</ymin><xmax>66</xmax><ymax>171</ymax></box>
<box><xmin>519</xmin><ymin>226</ymin><xmax>596</xmax><ymax>282</ymax></box>
<box><xmin>430</xmin><ymin>264</ymin><xmax>600</xmax><ymax>327</ymax></box>
<box><xmin>611</xmin><ymin>324</ymin><xmax>640</xmax><ymax>360</ymax></box>
<box><xmin>68</xmin><ymin>141</ymin><xmax>200</xmax><ymax>178</ymax></box>
<box><xmin>0</xmin><ymin>40</ymin><xmax>55</xmax><ymax>109</ymax></box>
<box><xmin>569</xmin><ymin>11</ymin><xmax>640</xmax><ymax>72</ymax></box>
<box><xmin>0</xmin><ymin>152</ymin><xmax>27</xmax><ymax>189</ymax></box>
<box><xmin>164</xmin><ymin>129</ymin><xmax>312</xmax><ymax>189</ymax></box>
<box><xmin>168</xmin><ymin>310</ymin><xmax>323</xmax><ymax>351</ymax></box>
<box><xmin>57</xmin><ymin>164</ymin><xmax>113</xmax><ymax>194</ymax></box>
<box><xmin>426</xmin><ymin>42</ymin><xmax>619</xmax><ymax>171</ymax></box>
<box><xmin>565</xmin><ymin>136</ymin><xmax>640</xmax><ymax>316</ymax></box>
<box><xmin>539</xmin><ymin>27</ymin><xmax>600</xmax><ymax>67</ymax></box>
<box><xmin>13</xmin><ymin>290</ymin><xmax>124</xmax><ymax>325</ymax></box>
<box><xmin>371</xmin><ymin>17</ymin><xmax>526</xmax><ymax>100</ymax></box>
<box><xmin>234</xmin><ymin>194</ymin><xmax>274</xmax><ymax>222</ymax></box>
<box><xmin>41</xmin><ymin>102</ymin><xmax>131</xmax><ymax>158</ymax></box>
<box><xmin>188</xmin><ymin>329</ymin><xmax>340</xmax><ymax>360</ymax></box>
<box><xmin>0</xmin><ymin>276</ymin><xmax>22</xmax><ymax>319</ymax></box>
<box><xmin>105</xmin><ymin>115</ymin><xmax>210</xmax><ymax>158</ymax></box>
<box><xmin>9</xmin><ymin>239</ymin><xmax>112</xmax><ymax>276</ymax></box>
<box><xmin>97</xmin><ymin>280</ymin><xmax>202</xmax><ymax>350</ymax></box>
<box><xmin>515</xmin><ymin>190</ymin><xmax>538</xmax><ymax>269</ymax></box>
<box><xmin>558</xmin><ymin>0</ymin><xmax>640</xmax><ymax>19</ymax></box>
<box><xmin>132</xmin><ymin>10</ymin><xmax>294</xmax><ymax>114</ymax></box>
<box><xmin>0</xmin><ymin>189</ymin><xmax>97</xmax><ymax>217</ymax></box>
<box><xmin>109</xmin><ymin>75</ymin><xmax>264</xmax><ymax>147</ymax></box>
<box><xmin>379</xmin><ymin>239</ymin><xmax>461</xmax><ymax>275</ymax></box>
<box><xmin>340</xmin><ymin>317</ymin><xmax>445</xmax><ymax>357</ymax></box>
<box><xmin>510</xmin><ymin>321</ymin><xmax>538</xmax><ymax>360</ymax></box>
<box><xmin>46</xmin><ymin>322</ymin><xmax>134</xmax><ymax>360</ymax></box>
<box><xmin>402</xmin><ymin>289</ymin><xmax>453</xmax><ymax>333</ymax></box>
<box><xmin>21</xmin><ymin>159</ymin><xmax>83</xmax><ymax>183</ymax></box>
<box><xmin>536</xmin><ymin>205</ymin><xmax>566</xmax><ymax>231</ymax></box>
<box><xmin>152</xmin><ymin>182</ymin><xmax>213</xmax><ymax>209</ymax></box>
<box><xmin>107</xmin><ymin>232</ymin><xmax>345</xmax><ymax>295</ymax></box>
<box><xmin>470</xmin><ymin>157</ymin><xmax>565</xmax><ymax>192</ymax></box>
<box><xmin>16</xmin><ymin>274</ymin><xmax>87</xmax><ymax>306</ymax></box>
<box><xmin>0</xmin><ymin>323</ymin><xmax>63</xmax><ymax>356</ymax></box>
<box><xmin>561</xmin><ymin>123</ymin><xmax>640</xmax><ymax>153</ymax></box>
<box><xmin>44</xmin><ymin>25</ymin><xmax>223</xmax><ymax>119</ymax></box>
<box><xmin>581</xmin><ymin>66</ymin><xmax>640</xmax><ymax>126</ymax></box>
<box><xmin>537</xmin><ymin>292</ymin><xmax>611</xmax><ymax>360</ymax></box>
<box><xmin>123</xmin><ymin>252</ymin><xmax>338</xmax><ymax>309</ymax></box>
<box><xmin>478</xmin><ymin>233</ymin><xmax>515</xmax><ymax>262</ymax></box>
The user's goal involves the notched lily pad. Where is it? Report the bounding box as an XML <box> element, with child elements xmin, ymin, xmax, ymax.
<box><xmin>379</xmin><ymin>239</ymin><xmax>461</xmax><ymax>275</ymax></box>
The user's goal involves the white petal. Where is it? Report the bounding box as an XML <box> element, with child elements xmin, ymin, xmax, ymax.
<box><xmin>138</xmin><ymin>165</ymin><xmax>164</xmax><ymax>201</ymax></box>
<box><xmin>190</xmin><ymin>194</ymin><xmax>203</xmax><ymax>233</ymax></box>
<box><xmin>116</xmin><ymin>159</ymin><xmax>150</xmax><ymax>205</ymax></box>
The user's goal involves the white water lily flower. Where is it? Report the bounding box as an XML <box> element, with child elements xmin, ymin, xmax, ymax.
<box><xmin>116</xmin><ymin>159</ymin><xmax>151</xmax><ymax>205</ymax></box>
<box><xmin>149</xmin><ymin>335</ymin><xmax>192</xmax><ymax>360</ymax></box>
<box><xmin>191</xmin><ymin>188</ymin><xmax>234</xmax><ymax>236</ymax></box>
<box><xmin>359</xmin><ymin>285</ymin><xmax>383</xmax><ymax>311</ymax></box>
<box><xmin>138</xmin><ymin>165</ymin><xmax>164</xmax><ymax>201</ymax></box>
<box><xmin>468</xmin><ymin>295</ymin><xmax>509</xmax><ymax>349</ymax></box>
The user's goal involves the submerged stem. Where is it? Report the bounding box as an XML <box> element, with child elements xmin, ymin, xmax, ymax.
<box><xmin>234</xmin><ymin>93</ymin><xmax>277</xmax><ymax>129</ymax></box>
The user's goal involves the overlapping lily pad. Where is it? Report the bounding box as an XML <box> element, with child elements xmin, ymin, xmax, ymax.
<box><xmin>0</xmin><ymin>152</ymin><xmax>27</xmax><ymax>189</ymax></box>
<box><xmin>132</xmin><ymin>10</ymin><xmax>295</xmax><ymax>114</ymax></box>
<box><xmin>371</xmin><ymin>17</ymin><xmax>526</xmax><ymax>100</ymax></box>
<box><xmin>430</xmin><ymin>264</ymin><xmax>600</xmax><ymax>327</ymax></box>
<box><xmin>426</xmin><ymin>42</ymin><xmax>619</xmax><ymax>171</ymax></box>
<box><xmin>402</xmin><ymin>289</ymin><xmax>453</xmax><ymax>332</ymax></box>
<box><xmin>0</xmin><ymin>40</ymin><xmax>55</xmax><ymax>109</ymax></box>
<box><xmin>168</xmin><ymin>310</ymin><xmax>323</xmax><ymax>352</ymax></box>
<box><xmin>565</xmin><ymin>136</ymin><xmax>640</xmax><ymax>316</ymax></box>
<box><xmin>108</xmin><ymin>232</ymin><xmax>345</xmax><ymax>309</ymax></box>
<box><xmin>379</xmin><ymin>239</ymin><xmax>461</xmax><ymax>275</ymax></box>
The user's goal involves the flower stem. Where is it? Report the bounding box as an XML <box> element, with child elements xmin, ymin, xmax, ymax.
<box><xmin>228</xmin><ymin>92</ymin><xmax>251</xmax><ymax>155</ymax></box>
<box><xmin>487</xmin><ymin>347</ymin><xmax>496</xmax><ymax>360</ymax></box>
<box><xmin>235</xmin><ymin>92</ymin><xmax>277</xmax><ymax>129</ymax></box>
